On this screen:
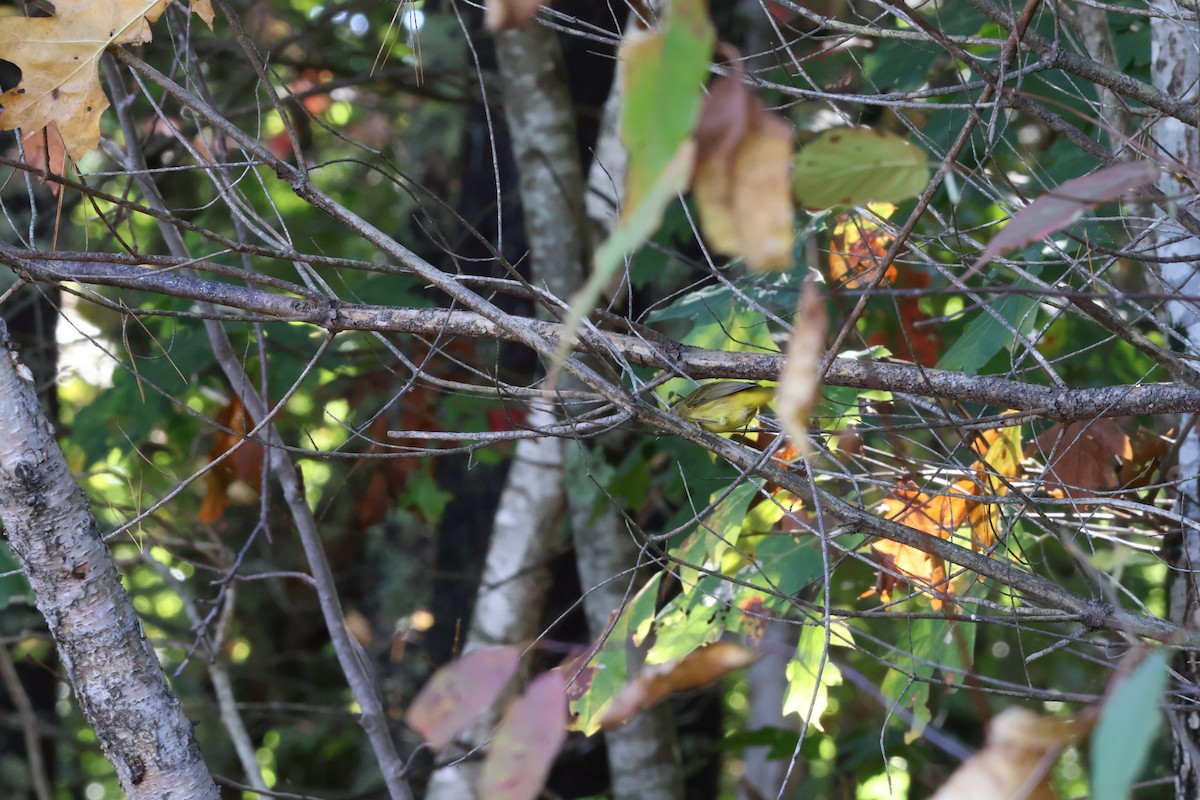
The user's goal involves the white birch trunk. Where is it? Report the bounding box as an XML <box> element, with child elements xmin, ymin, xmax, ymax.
<box><xmin>0</xmin><ymin>318</ymin><xmax>219</xmax><ymax>799</ymax></box>
<box><xmin>569</xmin><ymin>501</ymin><xmax>684</xmax><ymax>800</ymax></box>
<box><xmin>425</xmin><ymin>21</ymin><xmax>583</xmax><ymax>799</ymax></box>
<box><xmin>1150</xmin><ymin>4</ymin><xmax>1200</xmax><ymax>797</ymax></box>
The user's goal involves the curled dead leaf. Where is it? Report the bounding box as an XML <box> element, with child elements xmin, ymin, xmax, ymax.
<box><xmin>775</xmin><ymin>280</ymin><xmax>828</xmax><ymax>456</ymax></box>
<box><xmin>692</xmin><ymin>64</ymin><xmax>795</xmax><ymax>271</ymax></box>
<box><xmin>930</xmin><ymin>707</ymin><xmax>1081</xmax><ymax>800</ymax></box>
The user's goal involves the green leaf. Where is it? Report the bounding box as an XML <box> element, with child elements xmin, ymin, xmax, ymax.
<box><xmin>749</xmin><ymin>534</ymin><xmax>823</xmax><ymax>596</ymax></box>
<box><xmin>704</xmin><ymin>481</ymin><xmax>759</xmax><ymax>568</ymax></box>
<box><xmin>793</xmin><ymin>128</ymin><xmax>929</xmax><ymax>210</ymax></box>
<box><xmin>402</xmin><ymin>468</ymin><xmax>453</xmax><ymax>525</ymax></box>
<box><xmin>648</xmin><ymin>281</ymin><xmax>778</xmax><ymax>401</ymax></box>
<box><xmin>880</xmin><ymin>618</ymin><xmax>975</xmax><ymax>741</ymax></box>
<box><xmin>554</xmin><ymin>0</ymin><xmax>715</xmax><ymax>368</ymax></box>
<box><xmin>645</xmin><ymin>573</ymin><xmax>730</xmax><ymax>664</ymax></box>
<box><xmin>936</xmin><ymin>286</ymin><xmax>1038</xmax><ymax>374</ymax></box>
<box><xmin>1091</xmin><ymin>648</ymin><xmax>1170</xmax><ymax>800</ymax></box>
<box><xmin>783</xmin><ymin>622</ymin><xmax>853</xmax><ymax>731</ymax></box>
<box><xmin>572</xmin><ymin>577</ymin><xmax>651</xmax><ymax>735</ymax></box>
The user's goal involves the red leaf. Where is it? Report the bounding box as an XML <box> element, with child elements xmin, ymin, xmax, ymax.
<box><xmin>406</xmin><ymin>645</ymin><xmax>522</xmax><ymax>749</ymax></box>
<box><xmin>479</xmin><ymin>670</ymin><xmax>568</xmax><ymax>800</ymax></box>
<box><xmin>969</xmin><ymin>162</ymin><xmax>1159</xmax><ymax>275</ymax></box>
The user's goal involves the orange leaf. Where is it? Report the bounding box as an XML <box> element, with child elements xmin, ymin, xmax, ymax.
<box><xmin>827</xmin><ymin>204</ymin><xmax>898</xmax><ymax>289</ymax></box>
<box><xmin>869</xmin><ymin>480</ymin><xmax>979</xmax><ymax>608</ymax></box>
<box><xmin>20</xmin><ymin>124</ymin><xmax>67</xmax><ymax>193</ymax></box>
<box><xmin>407</xmin><ymin>645</ymin><xmax>522</xmax><ymax>750</ymax></box>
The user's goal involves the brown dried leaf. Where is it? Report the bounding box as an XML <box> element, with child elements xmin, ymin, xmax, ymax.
<box><xmin>775</xmin><ymin>280</ymin><xmax>828</xmax><ymax>456</ymax></box>
<box><xmin>930</xmin><ymin>708</ymin><xmax>1081</xmax><ymax>800</ymax></box>
<box><xmin>1118</xmin><ymin>426</ymin><xmax>1171</xmax><ymax>489</ymax></box>
<box><xmin>0</xmin><ymin>0</ymin><xmax>212</xmax><ymax>160</ymax></box>
<box><xmin>199</xmin><ymin>395</ymin><xmax>264</xmax><ymax>524</ymax></box>
<box><xmin>407</xmin><ymin>645</ymin><xmax>522</xmax><ymax>749</ymax></box>
<box><xmin>732</xmin><ymin>110</ymin><xmax>796</xmax><ymax>269</ymax></box>
<box><xmin>693</xmin><ymin>70</ymin><xmax>795</xmax><ymax>271</ymax></box>
<box><xmin>1031</xmin><ymin>419</ymin><xmax>1131</xmax><ymax>498</ymax></box>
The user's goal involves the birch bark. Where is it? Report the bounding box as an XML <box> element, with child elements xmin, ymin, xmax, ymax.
<box><xmin>1150</xmin><ymin>4</ymin><xmax>1200</xmax><ymax>797</ymax></box>
<box><xmin>0</xmin><ymin>318</ymin><xmax>219</xmax><ymax>799</ymax></box>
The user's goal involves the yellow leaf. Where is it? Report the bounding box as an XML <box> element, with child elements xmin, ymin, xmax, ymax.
<box><xmin>970</xmin><ymin>421</ymin><xmax>1023</xmax><ymax>550</ymax></box>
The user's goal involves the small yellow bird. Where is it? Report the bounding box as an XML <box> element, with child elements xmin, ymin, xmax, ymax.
<box><xmin>670</xmin><ymin>381</ymin><xmax>774</xmax><ymax>433</ymax></box>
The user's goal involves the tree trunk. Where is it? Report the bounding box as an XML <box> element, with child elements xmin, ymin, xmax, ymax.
<box><xmin>0</xmin><ymin>317</ymin><xmax>220</xmax><ymax>800</ymax></box>
<box><xmin>425</xmin><ymin>20</ymin><xmax>584</xmax><ymax>799</ymax></box>
<box><xmin>1151</xmin><ymin>4</ymin><xmax>1200</xmax><ymax>797</ymax></box>
<box><xmin>569</xmin><ymin>496</ymin><xmax>685</xmax><ymax>800</ymax></box>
